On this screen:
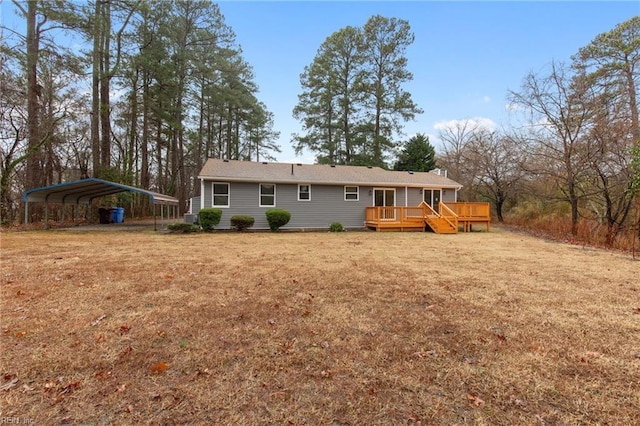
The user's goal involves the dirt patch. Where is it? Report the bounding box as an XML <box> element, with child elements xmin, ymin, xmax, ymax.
<box><xmin>1</xmin><ymin>227</ymin><xmax>638</xmax><ymax>424</ymax></box>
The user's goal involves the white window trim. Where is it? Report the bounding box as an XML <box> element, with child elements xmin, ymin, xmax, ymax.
<box><xmin>423</xmin><ymin>188</ymin><xmax>442</xmax><ymax>207</ymax></box>
<box><xmin>372</xmin><ymin>188</ymin><xmax>396</xmax><ymax>207</ymax></box>
<box><xmin>344</xmin><ymin>185</ymin><xmax>359</xmax><ymax>201</ymax></box>
<box><xmin>259</xmin><ymin>183</ymin><xmax>276</xmax><ymax>207</ymax></box>
<box><xmin>298</xmin><ymin>184</ymin><xmax>311</xmax><ymax>201</ymax></box>
<box><xmin>212</xmin><ymin>182</ymin><xmax>230</xmax><ymax>208</ymax></box>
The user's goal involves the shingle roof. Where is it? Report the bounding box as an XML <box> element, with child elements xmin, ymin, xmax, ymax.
<box><xmin>198</xmin><ymin>159</ymin><xmax>462</xmax><ymax>189</ymax></box>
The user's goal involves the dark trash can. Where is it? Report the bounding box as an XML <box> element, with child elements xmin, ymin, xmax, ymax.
<box><xmin>111</xmin><ymin>207</ymin><xmax>125</xmax><ymax>224</ymax></box>
<box><xmin>98</xmin><ymin>207</ymin><xmax>111</xmax><ymax>224</ymax></box>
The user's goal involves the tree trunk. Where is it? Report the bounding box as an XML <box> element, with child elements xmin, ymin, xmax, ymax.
<box><xmin>126</xmin><ymin>69</ymin><xmax>139</xmax><ymax>184</ymax></box>
<box><xmin>25</xmin><ymin>0</ymin><xmax>42</xmax><ymax>189</ymax></box>
<box><xmin>91</xmin><ymin>0</ymin><xmax>101</xmax><ymax>177</ymax></box>
<box><xmin>140</xmin><ymin>70</ymin><xmax>150</xmax><ymax>189</ymax></box>
<box><xmin>99</xmin><ymin>0</ymin><xmax>112</xmax><ymax>171</ymax></box>
<box><xmin>495</xmin><ymin>195</ymin><xmax>505</xmax><ymax>223</ymax></box>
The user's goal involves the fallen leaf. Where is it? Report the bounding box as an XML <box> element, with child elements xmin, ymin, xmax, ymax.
<box><xmin>165</xmin><ymin>274</ymin><xmax>173</xmax><ymax>279</ymax></box>
<box><xmin>196</xmin><ymin>368</ymin><xmax>211</xmax><ymax>376</ymax></box>
<box><xmin>119</xmin><ymin>346</ymin><xmax>133</xmax><ymax>359</ymax></box>
<box><xmin>0</xmin><ymin>378</ymin><xmax>18</xmax><ymax>391</ymax></box>
<box><xmin>91</xmin><ymin>315</ymin><xmax>107</xmax><ymax>326</ymax></box>
<box><xmin>95</xmin><ymin>371</ymin><xmax>111</xmax><ymax>379</ymax></box>
<box><xmin>59</xmin><ymin>381</ymin><xmax>81</xmax><ymax>394</ymax></box>
<box><xmin>15</xmin><ymin>331</ymin><xmax>27</xmax><ymax>338</ymax></box>
<box><xmin>467</xmin><ymin>392</ymin><xmax>485</xmax><ymax>407</ymax></box>
<box><xmin>149</xmin><ymin>362</ymin><xmax>170</xmax><ymax>372</ymax></box>
<box><xmin>120</xmin><ymin>324</ymin><xmax>131</xmax><ymax>334</ymax></box>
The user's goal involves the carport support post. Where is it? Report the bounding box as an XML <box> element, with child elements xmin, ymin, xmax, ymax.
<box><xmin>154</xmin><ymin>203</ymin><xmax>157</xmax><ymax>231</ymax></box>
<box><xmin>24</xmin><ymin>201</ymin><xmax>29</xmax><ymax>230</ymax></box>
<box><xmin>44</xmin><ymin>203</ymin><xmax>49</xmax><ymax>230</ymax></box>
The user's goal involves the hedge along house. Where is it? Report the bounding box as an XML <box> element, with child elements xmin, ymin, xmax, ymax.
<box><xmin>194</xmin><ymin>159</ymin><xmax>490</xmax><ymax>233</ymax></box>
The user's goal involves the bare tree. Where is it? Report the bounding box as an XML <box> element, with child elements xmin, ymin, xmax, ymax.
<box><xmin>509</xmin><ymin>62</ymin><xmax>595</xmax><ymax>235</ymax></box>
<box><xmin>436</xmin><ymin>118</ymin><xmax>490</xmax><ymax>201</ymax></box>
<box><xmin>465</xmin><ymin>130</ymin><xmax>527</xmax><ymax>222</ymax></box>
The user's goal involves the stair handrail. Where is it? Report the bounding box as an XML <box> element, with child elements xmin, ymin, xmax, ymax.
<box><xmin>439</xmin><ymin>202</ymin><xmax>459</xmax><ymax>230</ymax></box>
<box><xmin>418</xmin><ymin>200</ymin><xmax>438</xmax><ymax>217</ymax></box>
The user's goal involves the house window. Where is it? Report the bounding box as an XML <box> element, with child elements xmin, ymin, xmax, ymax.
<box><xmin>344</xmin><ymin>186</ymin><xmax>359</xmax><ymax>201</ymax></box>
<box><xmin>259</xmin><ymin>183</ymin><xmax>275</xmax><ymax>207</ymax></box>
<box><xmin>298</xmin><ymin>184</ymin><xmax>311</xmax><ymax>201</ymax></box>
<box><xmin>212</xmin><ymin>183</ymin><xmax>229</xmax><ymax>207</ymax></box>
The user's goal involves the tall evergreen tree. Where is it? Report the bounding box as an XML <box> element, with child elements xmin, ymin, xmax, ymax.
<box><xmin>293</xmin><ymin>15</ymin><xmax>421</xmax><ymax>166</ymax></box>
<box><xmin>393</xmin><ymin>133</ymin><xmax>436</xmax><ymax>172</ymax></box>
<box><xmin>362</xmin><ymin>15</ymin><xmax>422</xmax><ymax>166</ymax></box>
<box><xmin>293</xmin><ymin>26</ymin><xmax>365</xmax><ymax>164</ymax></box>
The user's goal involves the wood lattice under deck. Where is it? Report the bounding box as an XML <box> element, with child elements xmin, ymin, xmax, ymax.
<box><xmin>365</xmin><ymin>202</ymin><xmax>490</xmax><ymax>234</ymax></box>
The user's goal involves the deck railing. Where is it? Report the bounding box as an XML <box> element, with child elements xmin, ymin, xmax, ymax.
<box><xmin>365</xmin><ymin>206</ymin><xmax>426</xmax><ymax>223</ymax></box>
<box><xmin>444</xmin><ymin>202</ymin><xmax>491</xmax><ymax>219</ymax></box>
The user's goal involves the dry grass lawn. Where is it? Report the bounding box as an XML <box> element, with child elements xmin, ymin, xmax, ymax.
<box><xmin>1</xmin><ymin>227</ymin><xmax>639</xmax><ymax>425</ymax></box>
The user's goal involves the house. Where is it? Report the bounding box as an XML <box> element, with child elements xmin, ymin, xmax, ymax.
<box><xmin>191</xmin><ymin>159</ymin><xmax>490</xmax><ymax>233</ymax></box>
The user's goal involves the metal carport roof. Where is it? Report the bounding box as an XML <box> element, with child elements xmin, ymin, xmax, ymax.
<box><xmin>22</xmin><ymin>178</ymin><xmax>179</xmax><ymax>230</ymax></box>
<box><xmin>22</xmin><ymin>178</ymin><xmax>179</xmax><ymax>205</ymax></box>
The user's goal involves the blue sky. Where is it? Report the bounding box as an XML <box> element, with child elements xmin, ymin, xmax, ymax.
<box><xmin>216</xmin><ymin>1</ymin><xmax>639</xmax><ymax>162</ymax></box>
<box><xmin>2</xmin><ymin>1</ymin><xmax>638</xmax><ymax>164</ymax></box>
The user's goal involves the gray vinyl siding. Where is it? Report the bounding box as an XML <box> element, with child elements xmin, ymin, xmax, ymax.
<box><xmin>190</xmin><ymin>196</ymin><xmax>201</xmax><ymax>215</ymax></box>
<box><xmin>201</xmin><ymin>180</ymin><xmax>373</xmax><ymax>229</ymax></box>
<box><xmin>200</xmin><ymin>180</ymin><xmax>458</xmax><ymax>229</ymax></box>
<box><xmin>442</xmin><ymin>189</ymin><xmax>457</xmax><ymax>203</ymax></box>
<box><xmin>407</xmin><ymin>187</ymin><xmax>422</xmax><ymax>206</ymax></box>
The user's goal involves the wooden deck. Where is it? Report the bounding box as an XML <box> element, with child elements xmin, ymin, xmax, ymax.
<box><xmin>445</xmin><ymin>202</ymin><xmax>491</xmax><ymax>232</ymax></box>
<box><xmin>365</xmin><ymin>202</ymin><xmax>490</xmax><ymax>234</ymax></box>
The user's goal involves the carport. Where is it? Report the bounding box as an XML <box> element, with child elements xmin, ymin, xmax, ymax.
<box><xmin>22</xmin><ymin>178</ymin><xmax>180</xmax><ymax>230</ymax></box>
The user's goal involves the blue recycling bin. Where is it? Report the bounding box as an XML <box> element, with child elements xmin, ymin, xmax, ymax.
<box><xmin>111</xmin><ymin>207</ymin><xmax>125</xmax><ymax>224</ymax></box>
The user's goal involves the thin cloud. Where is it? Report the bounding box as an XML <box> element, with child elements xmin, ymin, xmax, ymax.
<box><xmin>433</xmin><ymin>117</ymin><xmax>497</xmax><ymax>132</ymax></box>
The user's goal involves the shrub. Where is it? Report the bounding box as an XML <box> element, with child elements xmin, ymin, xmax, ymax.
<box><xmin>265</xmin><ymin>209</ymin><xmax>291</xmax><ymax>231</ymax></box>
<box><xmin>230</xmin><ymin>215</ymin><xmax>255</xmax><ymax>231</ymax></box>
<box><xmin>198</xmin><ymin>208</ymin><xmax>222</xmax><ymax>232</ymax></box>
<box><xmin>329</xmin><ymin>222</ymin><xmax>344</xmax><ymax>232</ymax></box>
<box><xmin>167</xmin><ymin>223</ymin><xmax>199</xmax><ymax>233</ymax></box>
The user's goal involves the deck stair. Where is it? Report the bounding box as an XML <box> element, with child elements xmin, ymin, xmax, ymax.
<box><xmin>422</xmin><ymin>202</ymin><xmax>458</xmax><ymax>234</ymax></box>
